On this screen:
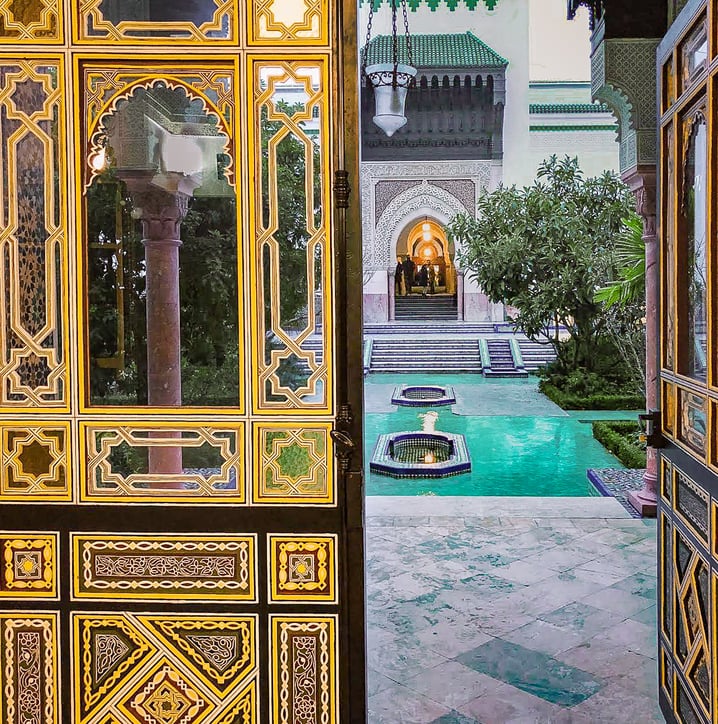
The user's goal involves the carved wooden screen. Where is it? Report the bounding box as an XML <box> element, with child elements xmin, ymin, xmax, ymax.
<box><xmin>658</xmin><ymin>2</ymin><xmax>718</xmax><ymax>722</ymax></box>
<box><xmin>0</xmin><ymin>1</ymin><xmax>365</xmax><ymax>722</ymax></box>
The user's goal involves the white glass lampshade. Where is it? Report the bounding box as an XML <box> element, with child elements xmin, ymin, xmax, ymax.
<box><xmin>365</xmin><ymin>63</ymin><xmax>417</xmax><ymax>137</ymax></box>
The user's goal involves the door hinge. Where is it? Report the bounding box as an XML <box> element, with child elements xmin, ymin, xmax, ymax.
<box><xmin>333</xmin><ymin>169</ymin><xmax>351</xmax><ymax>209</ymax></box>
<box><xmin>639</xmin><ymin>409</ymin><xmax>664</xmax><ymax>448</ymax></box>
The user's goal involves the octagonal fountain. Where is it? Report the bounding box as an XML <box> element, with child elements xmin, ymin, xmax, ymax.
<box><xmin>370</xmin><ymin>411</ymin><xmax>471</xmax><ymax>479</ymax></box>
<box><xmin>391</xmin><ymin>384</ymin><xmax>456</xmax><ymax>407</ymax></box>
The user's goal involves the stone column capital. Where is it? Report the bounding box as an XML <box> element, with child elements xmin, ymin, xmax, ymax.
<box><xmin>621</xmin><ymin>165</ymin><xmax>657</xmax><ymax>239</ymax></box>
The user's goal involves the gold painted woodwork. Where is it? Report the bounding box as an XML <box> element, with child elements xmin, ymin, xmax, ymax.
<box><xmin>0</xmin><ymin>423</ymin><xmax>70</xmax><ymax>501</ymax></box>
<box><xmin>0</xmin><ymin>612</ymin><xmax>59</xmax><ymax>723</ymax></box>
<box><xmin>71</xmin><ymin>534</ymin><xmax>257</xmax><ymax>601</ymax></box>
<box><xmin>72</xmin><ymin>613</ymin><xmax>258</xmax><ymax>723</ymax></box>
<box><xmin>0</xmin><ymin>532</ymin><xmax>57</xmax><ymax>598</ymax></box>
<box><xmin>269</xmin><ymin>534</ymin><xmax>337</xmax><ymax>602</ymax></box>
<box><xmin>74</xmin><ymin>0</ymin><xmax>238</xmax><ymax>44</ymax></box>
<box><xmin>0</xmin><ymin>0</ymin><xmax>62</xmax><ymax>43</ymax></box>
<box><xmin>270</xmin><ymin>615</ymin><xmax>337</xmax><ymax>724</ymax></box>
<box><xmin>80</xmin><ymin>422</ymin><xmax>245</xmax><ymax>503</ymax></box>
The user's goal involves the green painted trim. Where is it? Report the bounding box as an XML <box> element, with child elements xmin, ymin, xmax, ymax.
<box><xmin>529</xmin><ymin>124</ymin><xmax>619</xmax><ymax>132</ymax></box>
<box><xmin>529</xmin><ymin>103</ymin><xmax>611</xmax><ymax>114</ymax></box>
<box><xmin>509</xmin><ymin>338</ymin><xmax>524</xmax><ymax>370</ymax></box>
<box><xmin>478</xmin><ymin>339</ymin><xmax>491</xmax><ymax>373</ymax></box>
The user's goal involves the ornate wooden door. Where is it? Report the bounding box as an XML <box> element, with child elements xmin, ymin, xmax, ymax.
<box><xmin>658</xmin><ymin>1</ymin><xmax>718</xmax><ymax>721</ymax></box>
<box><xmin>0</xmin><ymin>1</ymin><xmax>366</xmax><ymax>722</ymax></box>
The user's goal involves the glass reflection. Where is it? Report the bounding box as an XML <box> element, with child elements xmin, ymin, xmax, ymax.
<box><xmin>681</xmin><ymin>116</ymin><xmax>707</xmax><ymax>382</ymax></box>
<box><xmin>258</xmin><ymin>65</ymin><xmax>327</xmax><ymax>406</ymax></box>
<box><xmin>87</xmin><ymin>83</ymin><xmax>238</xmax><ymax>408</ymax></box>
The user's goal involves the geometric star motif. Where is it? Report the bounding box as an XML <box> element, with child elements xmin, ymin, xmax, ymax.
<box><xmin>13</xmin><ymin>551</ymin><xmax>41</xmax><ymax>580</ymax></box>
<box><xmin>120</xmin><ymin>661</ymin><xmax>211</xmax><ymax>724</ymax></box>
<box><xmin>288</xmin><ymin>553</ymin><xmax>315</xmax><ymax>583</ymax></box>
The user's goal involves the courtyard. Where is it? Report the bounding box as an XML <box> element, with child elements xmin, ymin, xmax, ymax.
<box><xmin>366</xmin><ymin>497</ymin><xmax>660</xmax><ymax>723</ymax></box>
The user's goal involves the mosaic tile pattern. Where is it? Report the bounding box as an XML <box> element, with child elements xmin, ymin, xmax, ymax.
<box><xmin>366</xmin><ymin>501</ymin><xmax>661</xmax><ymax>723</ymax></box>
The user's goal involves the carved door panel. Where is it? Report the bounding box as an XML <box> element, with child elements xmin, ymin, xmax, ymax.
<box><xmin>658</xmin><ymin>2</ymin><xmax>717</xmax><ymax>722</ymax></box>
<box><xmin>0</xmin><ymin>1</ymin><xmax>365</xmax><ymax>722</ymax></box>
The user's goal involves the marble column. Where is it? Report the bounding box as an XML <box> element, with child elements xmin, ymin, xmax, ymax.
<box><xmin>457</xmin><ymin>271</ymin><xmax>464</xmax><ymax>321</ymax></box>
<box><xmin>624</xmin><ymin>169</ymin><xmax>658</xmax><ymax>517</ymax></box>
<box><xmin>123</xmin><ymin>174</ymin><xmax>189</xmax><ymax>477</ymax></box>
<box><xmin>388</xmin><ymin>269</ymin><xmax>396</xmax><ymax>322</ymax></box>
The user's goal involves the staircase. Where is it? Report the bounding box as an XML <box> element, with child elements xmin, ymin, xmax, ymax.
<box><xmin>483</xmin><ymin>339</ymin><xmax>527</xmax><ymax>378</ymax></box>
<box><xmin>365</xmin><ymin>321</ymin><xmax>498</xmax><ymax>335</ymax></box>
<box><xmin>394</xmin><ymin>295</ymin><xmax>458</xmax><ymax>321</ymax></box>
<box><xmin>369</xmin><ymin>338</ymin><xmax>482</xmax><ymax>373</ymax></box>
<box><xmin>517</xmin><ymin>339</ymin><xmax>557</xmax><ymax>371</ymax></box>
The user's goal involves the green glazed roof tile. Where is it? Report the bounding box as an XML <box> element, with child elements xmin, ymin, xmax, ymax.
<box><xmin>529</xmin><ymin>103</ymin><xmax>612</xmax><ymax>114</ymax></box>
<box><xmin>364</xmin><ymin>31</ymin><xmax>508</xmax><ymax>68</ymax></box>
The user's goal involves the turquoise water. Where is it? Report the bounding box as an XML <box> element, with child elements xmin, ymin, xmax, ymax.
<box><xmin>364</xmin><ymin>374</ymin><xmax>638</xmax><ymax>497</ymax></box>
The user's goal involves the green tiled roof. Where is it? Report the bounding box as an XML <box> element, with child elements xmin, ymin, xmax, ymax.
<box><xmin>529</xmin><ymin>103</ymin><xmax>612</xmax><ymax>114</ymax></box>
<box><xmin>364</xmin><ymin>32</ymin><xmax>508</xmax><ymax>68</ymax></box>
<box><xmin>360</xmin><ymin>0</ymin><xmax>500</xmax><ymax>10</ymax></box>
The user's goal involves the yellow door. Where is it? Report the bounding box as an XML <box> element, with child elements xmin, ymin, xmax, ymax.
<box><xmin>658</xmin><ymin>1</ymin><xmax>716</xmax><ymax>721</ymax></box>
<box><xmin>0</xmin><ymin>1</ymin><xmax>365</xmax><ymax>721</ymax></box>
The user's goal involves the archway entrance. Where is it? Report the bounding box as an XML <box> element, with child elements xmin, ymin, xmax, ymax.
<box><xmin>394</xmin><ymin>217</ymin><xmax>458</xmax><ymax>320</ymax></box>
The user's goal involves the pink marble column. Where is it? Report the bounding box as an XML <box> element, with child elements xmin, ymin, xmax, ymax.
<box><xmin>387</xmin><ymin>269</ymin><xmax>396</xmax><ymax>322</ymax></box>
<box><xmin>625</xmin><ymin>170</ymin><xmax>658</xmax><ymax>517</ymax></box>
<box><xmin>124</xmin><ymin>176</ymin><xmax>189</xmax><ymax>478</ymax></box>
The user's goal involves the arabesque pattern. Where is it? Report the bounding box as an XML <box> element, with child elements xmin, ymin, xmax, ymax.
<box><xmin>250</xmin><ymin>60</ymin><xmax>332</xmax><ymax>412</ymax></box>
<box><xmin>271</xmin><ymin>616</ymin><xmax>336</xmax><ymax>724</ymax></box>
<box><xmin>269</xmin><ymin>534</ymin><xmax>336</xmax><ymax>602</ymax></box>
<box><xmin>0</xmin><ymin>612</ymin><xmax>59</xmax><ymax>723</ymax></box>
<box><xmin>81</xmin><ymin>424</ymin><xmax>244</xmax><ymax>503</ymax></box>
<box><xmin>250</xmin><ymin>0</ymin><xmax>327</xmax><ymax>44</ymax></box>
<box><xmin>0</xmin><ymin>533</ymin><xmax>57</xmax><ymax>598</ymax></box>
<box><xmin>1</xmin><ymin>424</ymin><xmax>69</xmax><ymax>500</ymax></box>
<box><xmin>76</xmin><ymin>0</ymin><xmax>236</xmax><ymax>43</ymax></box>
<box><xmin>72</xmin><ymin>613</ymin><xmax>257</xmax><ymax>723</ymax></box>
<box><xmin>72</xmin><ymin>534</ymin><xmax>256</xmax><ymax>601</ymax></box>
<box><xmin>0</xmin><ymin>60</ymin><xmax>66</xmax><ymax>407</ymax></box>
<box><xmin>254</xmin><ymin>424</ymin><xmax>333</xmax><ymax>504</ymax></box>
<box><xmin>0</xmin><ymin>0</ymin><xmax>61</xmax><ymax>42</ymax></box>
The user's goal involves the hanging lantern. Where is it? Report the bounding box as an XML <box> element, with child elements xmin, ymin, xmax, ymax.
<box><xmin>362</xmin><ymin>0</ymin><xmax>416</xmax><ymax>138</ymax></box>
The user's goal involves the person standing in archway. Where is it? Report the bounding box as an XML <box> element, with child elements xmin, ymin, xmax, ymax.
<box><xmin>402</xmin><ymin>255</ymin><xmax>415</xmax><ymax>296</ymax></box>
<box><xmin>394</xmin><ymin>257</ymin><xmax>405</xmax><ymax>297</ymax></box>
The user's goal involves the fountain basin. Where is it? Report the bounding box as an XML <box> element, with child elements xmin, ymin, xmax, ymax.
<box><xmin>370</xmin><ymin>431</ymin><xmax>471</xmax><ymax>478</ymax></box>
<box><xmin>391</xmin><ymin>385</ymin><xmax>456</xmax><ymax>407</ymax></box>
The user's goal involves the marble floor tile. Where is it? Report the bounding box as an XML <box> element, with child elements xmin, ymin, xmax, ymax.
<box><xmin>403</xmin><ymin>660</ymin><xmax>508</xmax><ymax>710</ymax></box>
<box><xmin>455</xmin><ymin>638</ymin><xmax>603</xmax><ymax>706</ymax></box>
<box><xmin>368</xmin><ymin>681</ymin><xmax>452</xmax><ymax>724</ymax></box>
<box><xmin>366</xmin><ymin>504</ymin><xmax>660</xmax><ymax>722</ymax></box>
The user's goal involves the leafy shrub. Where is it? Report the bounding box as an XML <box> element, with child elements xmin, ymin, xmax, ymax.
<box><xmin>592</xmin><ymin>420</ymin><xmax>647</xmax><ymax>468</ymax></box>
<box><xmin>539</xmin><ymin>382</ymin><xmax>644</xmax><ymax>410</ymax></box>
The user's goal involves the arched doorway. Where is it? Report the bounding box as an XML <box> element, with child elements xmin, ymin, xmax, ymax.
<box><xmin>394</xmin><ymin>217</ymin><xmax>458</xmax><ymax>319</ymax></box>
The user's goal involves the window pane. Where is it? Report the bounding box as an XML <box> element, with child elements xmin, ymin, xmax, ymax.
<box><xmin>86</xmin><ymin>83</ymin><xmax>239</xmax><ymax>407</ymax></box>
<box><xmin>680</xmin><ymin>115</ymin><xmax>707</xmax><ymax>382</ymax></box>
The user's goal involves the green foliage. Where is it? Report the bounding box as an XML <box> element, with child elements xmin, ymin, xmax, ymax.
<box><xmin>446</xmin><ymin>155</ymin><xmax>635</xmax><ymax>371</ymax></box>
<box><xmin>592</xmin><ymin>420</ymin><xmax>647</xmax><ymax>468</ymax></box>
<box><xmin>540</xmin><ymin>383</ymin><xmax>645</xmax><ymax>411</ymax></box>
<box><xmin>594</xmin><ymin>214</ymin><xmax>645</xmax><ymax>307</ymax></box>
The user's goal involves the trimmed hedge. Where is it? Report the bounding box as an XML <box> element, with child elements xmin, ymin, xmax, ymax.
<box><xmin>539</xmin><ymin>382</ymin><xmax>645</xmax><ymax>411</ymax></box>
<box><xmin>592</xmin><ymin>420</ymin><xmax>647</xmax><ymax>469</ymax></box>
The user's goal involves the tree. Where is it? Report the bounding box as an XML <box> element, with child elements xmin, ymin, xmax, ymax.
<box><xmin>446</xmin><ymin>155</ymin><xmax>635</xmax><ymax>371</ymax></box>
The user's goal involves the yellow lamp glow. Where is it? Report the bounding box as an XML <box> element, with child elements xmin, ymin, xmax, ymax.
<box><xmin>422</xmin><ymin>221</ymin><xmax>431</xmax><ymax>232</ymax></box>
<box><xmin>90</xmin><ymin>147</ymin><xmax>107</xmax><ymax>172</ymax></box>
<box><xmin>423</xmin><ymin>247</ymin><xmax>432</xmax><ymax>257</ymax></box>
<box><xmin>424</xmin><ymin>451</ymin><xmax>435</xmax><ymax>464</ymax></box>
<box><xmin>422</xmin><ymin>230</ymin><xmax>432</xmax><ymax>241</ymax></box>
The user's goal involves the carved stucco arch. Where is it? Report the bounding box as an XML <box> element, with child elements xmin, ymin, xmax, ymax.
<box><xmin>369</xmin><ymin>183</ymin><xmax>468</xmax><ymax>271</ymax></box>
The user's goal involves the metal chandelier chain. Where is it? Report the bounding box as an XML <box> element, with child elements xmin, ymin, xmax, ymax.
<box><xmin>361</xmin><ymin>0</ymin><xmax>414</xmax><ymax>79</ymax></box>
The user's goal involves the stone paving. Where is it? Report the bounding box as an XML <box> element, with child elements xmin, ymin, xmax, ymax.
<box><xmin>366</xmin><ymin>497</ymin><xmax>661</xmax><ymax>723</ymax></box>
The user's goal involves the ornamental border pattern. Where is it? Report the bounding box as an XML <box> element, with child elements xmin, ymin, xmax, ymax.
<box><xmin>360</xmin><ymin>160</ymin><xmax>493</xmax><ymax>271</ymax></box>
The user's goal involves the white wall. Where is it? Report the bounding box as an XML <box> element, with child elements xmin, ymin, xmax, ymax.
<box><xmin>529</xmin><ymin>0</ymin><xmax>591</xmax><ymax>81</ymax></box>
<box><xmin>360</xmin><ymin>0</ymin><xmax>531</xmax><ymax>186</ymax></box>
